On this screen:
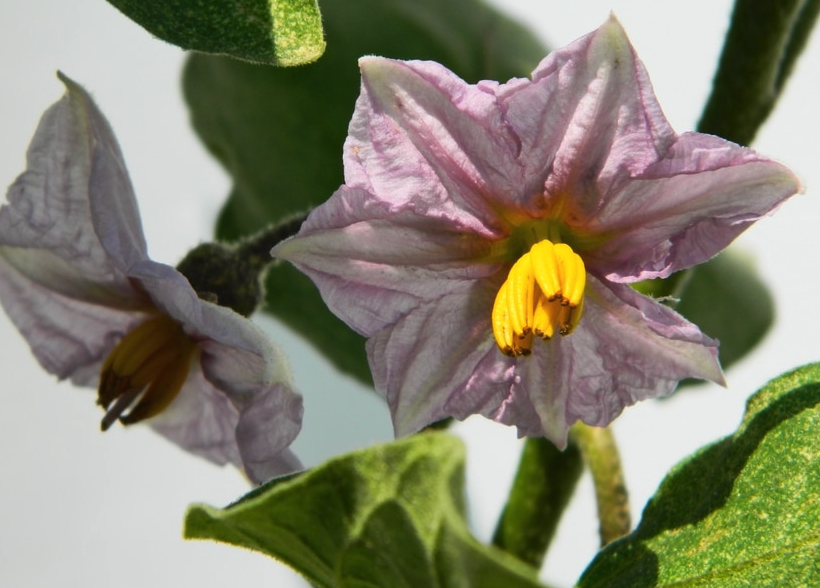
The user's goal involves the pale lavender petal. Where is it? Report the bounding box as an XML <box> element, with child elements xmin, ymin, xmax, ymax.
<box><xmin>150</xmin><ymin>367</ymin><xmax>243</xmax><ymax>468</ymax></box>
<box><xmin>0</xmin><ymin>252</ymin><xmax>145</xmax><ymax>381</ymax></box>
<box><xmin>234</xmin><ymin>384</ymin><xmax>304</xmax><ymax>482</ymax></box>
<box><xmin>581</xmin><ymin>134</ymin><xmax>801</xmax><ymax>280</ymax></box>
<box><xmin>347</xmin><ymin>57</ymin><xmax>527</xmax><ymax>227</ymax></box>
<box><xmin>151</xmin><ymin>362</ymin><xmax>303</xmax><ymax>483</ymax></box>
<box><xmin>497</xmin><ymin>276</ymin><xmax>723</xmax><ymax>444</ymax></box>
<box><xmin>0</xmin><ymin>74</ymin><xmax>147</xmax><ymax>292</ymax></box>
<box><xmin>366</xmin><ymin>284</ymin><xmax>517</xmax><ymax>437</ymax></box>
<box><xmin>497</xmin><ymin>15</ymin><xmax>676</xmax><ymax>213</ymax></box>
<box><xmin>274</xmin><ymin>186</ymin><xmax>502</xmax><ymax>335</ymax></box>
<box><xmin>129</xmin><ymin>259</ymin><xmax>303</xmax><ymax>479</ymax></box>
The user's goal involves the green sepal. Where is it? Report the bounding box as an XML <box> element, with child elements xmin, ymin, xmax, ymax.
<box><xmin>184</xmin><ymin>433</ymin><xmax>551</xmax><ymax>588</ymax></box>
<box><xmin>104</xmin><ymin>0</ymin><xmax>324</xmax><ymax>65</ymax></box>
<box><xmin>578</xmin><ymin>362</ymin><xmax>820</xmax><ymax>587</ymax></box>
<box><xmin>183</xmin><ymin>0</ymin><xmax>547</xmax><ymax>383</ymax></box>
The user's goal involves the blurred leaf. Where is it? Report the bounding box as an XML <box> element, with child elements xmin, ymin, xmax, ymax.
<box><xmin>183</xmin><ymin>0</ymin><xmax>547</xmax><ymax>383</ymax></box>
<box><xmin>634</xmin><ymin>251</ymin><xmax>774</xmax><ymax>371</ymax></box>
<box><xmin>578</xmin><ymin>362</ymin><xmax>820</xmax><ymax>587</ymax></box>
<box><xmin>698</xmin><ymin>0</ymin><xmax>820</xmax><ymax>144</ymax></box>
<box><xmin>105</xmin><ymin>0</ymin><xmax>324</xmax><ymax>65</ymax></box>
<box><xmin>676</xmin><ymin>252</ymin><xmax>774</xmax><ymax>369</ymax></box>
<box><xmin>185</xmin><ymin>433</ymin><xmax>550</xmax><ymax>588</ymax></box>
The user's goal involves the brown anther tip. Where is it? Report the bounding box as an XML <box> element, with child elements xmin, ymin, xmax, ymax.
<box><xmin>520</xmin><ymin>348</ymin><xmax>532</xmax><ymax>356</ymax></box>
<box><xmin>502</xmin><ymin>346</ymin><xmax>514</xmax><ymax>357</ymax></box>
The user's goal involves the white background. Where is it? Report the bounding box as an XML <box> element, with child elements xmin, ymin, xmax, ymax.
<box><xmin>1</xmin><ymin>1</ymin><xmax>818</xmax><ymax>587</ymax></box>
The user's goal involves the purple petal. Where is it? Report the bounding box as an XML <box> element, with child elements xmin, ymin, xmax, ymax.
<box><xmin>273</xmin><ymin>186</ymin><xmax>502</xmax><ymax>335</ymax></box>
<box><xmin>0</xmin><ymin>252</ymin><xmax>145</xmax><ymax>382</ymax></box>
<box><xmin>497</xmin><ymin>16</ymin><xmax>676</xmax><ymax>213</ymax></box>
<box><xmin>347</xmin><ymin>57</ymin><xmax>527</xmax><ymax>227</ymax></box>
<box><xmin>0</xmin><ymin>74</ymin><xmax>147</xmax><ymax>291</ymax></box>
<box><xmin>582</xmin><ymin>133</ymin><xmax>801</xmax><ymax>280</ymax></box>
<box><xmin>366</xmin><ymin>283</ymin><xmax>517</xmax><ymax>437</ymax></box>
<box><xmin>149</xmin><ymin>367</ymin><xmax>244</xmax><ymax>468</ymax></box>
<box><xmin>497</xmin><ymin>276</ymin><xmax>723</xmax><ymax>444</ymax></box>
<box><xmin>129</xmin><ymin>260</ymin><xmax>303</xmax><ymax>480</ymax></box>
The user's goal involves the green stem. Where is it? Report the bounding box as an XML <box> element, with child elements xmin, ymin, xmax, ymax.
<box><xmin>238</xmin><ymin>212</ymin><xmax>310</xmax><ymax>274</ymax></box>
<box><xmin>491</xmin><ymin>436</ymin><xmax>583</xmax><ymax>568</ymax></box>
<box><xmin>571</xmin><ymin>424</ymin><xmax>630</xmax><ymax>546</ymax></box>
<box><xmin>697</xmin><ymin>0</ymin><xmax>820</xmax><ymax>145</ymax></box>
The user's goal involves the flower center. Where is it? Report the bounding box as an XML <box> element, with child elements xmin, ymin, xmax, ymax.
<box><xmin>491</xmin><ymin>240</ymin><xmax>586</xmax><ymax>357</ymax></box>
<box><xmin>97</xmin><ymin>314</ymin><xmax>197</xmax><ymax>430</ymax></box>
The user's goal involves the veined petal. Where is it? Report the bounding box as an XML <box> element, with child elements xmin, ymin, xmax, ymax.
<box><xmin>273</xmin><ymin>186</ymin><xmax>502</xmax><ymax>336</ymax></box>
<box><xmin>582</xmin><ymin>133</ymin><xmax>801</xmax><ymax>280</ymax></box>
<box><xmin>128</xmin><ymin>259</ymin><xmax>303</xmax><ymax>481</ymax></box>
<box><xmin>497</xmin><ymin>15</ymin><xmax>675</xmax><ymax>213</ymax></box>
<box><xmin>498</xmin><ymin>275</ymin><xmax>723</xmax><ymax>443</ymax></box>
<box><xmin>149</xmin><ymin>360</ymin><xmax>303</xmax><ymax>483</ymax></box>
<box><xmin>347</xmin><ymin>57</ymin><xmax>527</xmax><ymax>228</ymax></box>
<box><xmin>149</xmin><ymin>367</ymin><xmax>243</xmax><ymax>468</ymax></box>
<box><xmin>367</xmin><ymin>285</ymin><xmax>516</xmax><ymax>437</ymax></box>
<box><xmin>0</xmin><ymin>253</ymin><xmax>146</xmax><ymax>382</ymax></box>
<box><xmin>0</xmin><ymin>74</ymin><xmax>148</xmax><ymax>290</ymax></box>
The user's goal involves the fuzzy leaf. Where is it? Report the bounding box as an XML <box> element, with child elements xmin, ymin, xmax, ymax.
<box><xmin>578</xmin><ymin>362</ymin><xmax>820</xmax><ymax>587</ymax></box>
<box><xmin>185</xmin><ymin>433</ymin><xmax>547</xmax><ymax>588</ymax></box>
<box><xmin>105</xmin><ymin>0</ymin><xmax>324</xmax><ymax>65</ymax></box>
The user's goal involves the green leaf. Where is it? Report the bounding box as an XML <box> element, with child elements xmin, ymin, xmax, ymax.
<box><xmin>184</xmin><ymin>433</ymin><xmax>548</xmax><ymax>588</ymax></box>
<box><xmin>634</xmin><ymin>251</ymin><xmax>774</xmax><ymax>371</ymax></box>
<box><xmin>183</xmin><ymin>0</ymin><xmax>547</xmax><ymax>383</ymax></box>
<box><xmin>105</xmin><ymin>0</ymin><xmax>324</xmax><ymax>65</ymax></box>
<box><xmin>578</xmin><ymin>362</ymin><xmax>820</xmax><ymax>587</ymax></box>
<box><xmin>697</xmin><ymin>0</ymin><xmax>820</xmax><ymax>145</ymax></box>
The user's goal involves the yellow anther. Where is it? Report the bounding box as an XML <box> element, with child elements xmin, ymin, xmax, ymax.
<box><xmin>492</xmin><ymin>281</ymin><xmax>514</xmax><ymax>356</ymax></box>
<box><xmin>530</xmin><ymin>240</ymin><xmax>562</xmax><ymax>300</ymax></box>
<box><xmin>533</xmin><ymin>293</ymin><xmax>560</xmax><ymax>339</ymax></box>
<box><xmin>506</xmin><ymin>255</ymin><xmax>534</xmax><ymax>339</ymax></box>
<box><xmin>98</xmin><ymin>314</ymin><xmax>197</xmax><ymax>430</ymax></box>
<box><xmin>554</xmin><ymin>243</ymin><xmax>585</xmax><ymax>307</ymax></box>
<box><xmin>491</xmin><ymin>239</ymin><xmax>586</xmax><ymax>356</ymax></box>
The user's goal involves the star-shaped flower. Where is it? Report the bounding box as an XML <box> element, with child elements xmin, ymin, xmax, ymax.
<box><xmin>273</xmin><ymin>17</ymin><xmax>800</xmax><ymax>446</ymax></box>
<box><xmin>0</xmin><ymin>74</ymin><xmax>303</xmax><ymax>483</ymax></box>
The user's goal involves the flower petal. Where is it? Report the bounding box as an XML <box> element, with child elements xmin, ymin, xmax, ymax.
<box><xmin>582</xmin><ymin>133</ymin><xmax>801</xmax><ymax>280</ymax></box>
<box><xmin>0</xmin><ymin>252</ymin><xmax>144</xmax><ymax>382</ymax></box>
<box><xmin>347</xmin><ymin>57</ymin><xmax>527</xmax><ymax>227</ymax></box>
<box><xmin>497</xmin><ymin>276</ymin><xmax>723</xmax><ymax>444</ymax></box>
<box><xmin>0</xmin><ymin>74</ymin><xmax>147</xmax><ymax>293</ymax></box>
<box><xmin>273</xmin><ymin>186</ymin><xmax>502</xmax><ymax>335</ymax></box>
<box><xmin>128</xmin><ymin>259</ymin><xmax>303</xmax><ymax>481</ymax></box>
<box><xmin>497</xmin><ymin>15</ymin><xmax>676</xmax><ymax>214</ymax></box>
<box><xmin>366</xmin><ymin>284</ymin><xmax>517</xmax><ymax>437</ymax></box>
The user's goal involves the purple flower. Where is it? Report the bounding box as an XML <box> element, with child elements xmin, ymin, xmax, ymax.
<box><xmin>0</xmin><ymin>74</ymin><xmax>303</xmax><ymax>483</ymax></box>
<box><xmin>272</xmin><ymin>17</ymin><xmax>800</xmax><ymax>446</ymax></box>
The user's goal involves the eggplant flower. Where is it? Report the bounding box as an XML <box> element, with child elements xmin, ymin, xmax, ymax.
<box><xmin>0</xmin><ymin>74</ymin><xmax>303</xmax><ymax>483</ymax></box>
<box><xmin>273</xmin><ymin>17</ymin><xmax>801</xmax><ymax>445</ymax></box>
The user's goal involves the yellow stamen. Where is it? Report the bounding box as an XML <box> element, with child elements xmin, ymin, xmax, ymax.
<box><xmin>98</xmin><ymin>314</ymin><xmax>197</xmax><ymax>430</ymax></box>
<box><xmin>492</xmin><ymin>239</ymin><xmax>586</xmax><ymax>357</ymax></box>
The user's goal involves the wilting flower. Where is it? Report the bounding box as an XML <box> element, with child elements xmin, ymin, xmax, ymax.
<box><xmin>273</xmin><ymin>17</ymin><xmax>800</xmax><ymax>445</ymax></box>
<box><xmin>0</xmin><ymin>74</ymin><xmax>303</xmax><ymax>482</ymax></box>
